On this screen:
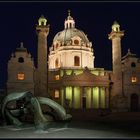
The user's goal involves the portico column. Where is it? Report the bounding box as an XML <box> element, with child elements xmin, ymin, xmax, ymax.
<box><xmin>64</xmin><ymin>86</ymin><xmax>66</xmax><ymax>106</ymax></box>
<box><xmin>60</xmin><ymin>88</ymin><xmax>64</xmax><ymax>106</ymax></box>
<box><xmin>91</xmin><ymin>87</ymin><xmax>93</xmax><ymax>108</ymax></box>
<box><xmin>105</xmin><ymin>87</ymin><xmax>109</xmax><ymax>109</ymax></box>
<box><xmin>80</xmin><ymin>86</ymin><xmax>84</xmax><ymax>108</ymax></box>
<box><xmin>99</xmin><ymin>87</ymin><xmax>101</xmax><ymax>109</ymax></box>
<box><xmin>72</xmin><ymin>86</ymin><xmax>74</xmax><ymax>108</ymax></box>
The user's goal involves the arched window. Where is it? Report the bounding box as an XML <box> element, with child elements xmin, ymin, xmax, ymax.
<box><xmin>18</xmin><ymin>57</ymin><xmax>24</xmax><ymax>63</ymax></box>
<box><xmin>70</xmin><ymin>23</ymin><xmax>72</xmax><ymax>28</ymax></box>
<box><xmin>55</xmin><ymin>59</ymin><xmax>59</xmax><ymax>68</ymax></box>
<box><xmin>56</xmin><ymin>43</ymin><xmax>59</xmax><ymax>49</ymax></box>
<box><xmin>74</xmin><ymin>56</ymin><xmax>80</xmax><ymax>66</ymax></box>
<box><xmin>131</xmin><ymin>62</ymin><xmax>136</xmax><ymax>68</ymax></box>
<box><xmin>116</xmin><ymin>27</ymin><xmax>119</xmax><ymax>32</ymax></box>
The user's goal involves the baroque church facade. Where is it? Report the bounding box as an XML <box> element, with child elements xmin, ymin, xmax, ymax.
<box><xmin>7</xmin><ymin>11</ymin><xmax>140</xmax><ymax>112</ymax></box>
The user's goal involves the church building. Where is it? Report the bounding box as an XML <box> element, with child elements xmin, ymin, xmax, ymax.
<box><xmin>7</xmin><ymin>11</ymin><xmax>140</xmax><ymax>112</ymax></box>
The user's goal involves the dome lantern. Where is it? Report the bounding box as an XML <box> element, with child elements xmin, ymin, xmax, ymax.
<box><xmin>64</xmin><ymin>10</ymin><xmax>75</xmax><ymax>29</ymax></box>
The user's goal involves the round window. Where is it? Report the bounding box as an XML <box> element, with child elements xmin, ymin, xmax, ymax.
<box><xmin>18</xmin><ymin>57</ymin><xmax>24</xmax><ymax>63</ymax></box>
<box><xmin>74</xmin><ymin>40</ymin><xmax>79</xmax><ymax>45</ymax></box>
<box><xmin>131</xmin><ymin>62</ymin><xmax>136</xmax><ymax>68</ymax></box>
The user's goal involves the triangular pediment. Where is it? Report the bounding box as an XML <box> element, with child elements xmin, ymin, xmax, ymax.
<box><xmin>62</xmin><ymin>67</ymin><xmax>108</xmax><ymax>83</ymax></box>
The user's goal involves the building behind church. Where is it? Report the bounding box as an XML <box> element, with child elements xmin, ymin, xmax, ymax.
<box><xmin>6</xmin><ymin>11</ymin><xmax>140</xmax><ymax>112</ymax></box>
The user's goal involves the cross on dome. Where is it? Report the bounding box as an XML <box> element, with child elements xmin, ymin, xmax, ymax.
<box><xmin>68</xmin><ymin>10</ymin><xmax>70</xmax><ymax>16</ymax></box>
<box><xmin>20</xmin><ymin>42</ymin><xmax>24</xmax><ymax>48</ymax></box>
<box><xmin>67</xmin><ymin>10</ymin><xmax>73</xmax><ymax>20</ymax></box>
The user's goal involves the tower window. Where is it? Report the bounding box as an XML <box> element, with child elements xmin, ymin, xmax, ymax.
<box><xmin>131</xmin><ymin>76</ymin><xmax>137</xmax><ymax>83</ymax></box>
<box><xmin>41</xmin><ymin>21</ymin><xmax>44</xmax><ymax>26</ymax></box>
<box><xmin>74</xmin><ymin>40</ymin><xmax>79</xmax><ymax>45</ymax></box>
<box><xmin>18</xmin><ymin>57</ymin><xmax>24</xmax><ymax>63</ymax></box>
<box><xmin>131</xmin><ymin>62</ymin><xmax>136</xmax><ymax>68</ymax></box>
<box><xmin>56</xmin><ymin>43</ymin><xmax>59</xmax><ymax>49</ymax></box>
<box><xmin>17</xmin><ymin>73</ymin><xmax>25</xmax><ymax>80</ymax></box>
<box><xmin>116</xmin><ymin>27</ymin><xmax>119</xmax><ymax>32</ymax></box>
<box><xmin>55</xmin><ymin>59</ymin><xmax>59</xmax><ymax>68</ymax></box>
<box><xmin>55</xmin><ymin>90</ymin><xmax>59</xmax><ymax>98</ymax></box>
<box><xmin>55</xmin><ymin>75</ymin><xmax>60</xmax><ymax>80</ymax></box>
<box><xmin>74</xmin><ymin>56</ymin><xmax>80</xmax><ymax>66</ymax></box>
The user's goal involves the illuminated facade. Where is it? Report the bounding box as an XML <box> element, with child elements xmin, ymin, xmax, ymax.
<box><xmin>48</xmin><ymin>11</ymin><xmax>110</xmax><ymax>109</ymax></box>
<box><xmin>7</xmin><ymin>11</ymin><xmax>140</xmax><ymax>111</ymax></box>
<box><xmin>7</xmin><ymin>43</ymin><xmax>34</xmax><ymax>94</ymax></box>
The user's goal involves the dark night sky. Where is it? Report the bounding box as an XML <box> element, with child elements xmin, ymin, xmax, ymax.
<box><xmin>0</xmin><ymin>1</ymin><xmax>140</xmax><ymax>89</ymax></box>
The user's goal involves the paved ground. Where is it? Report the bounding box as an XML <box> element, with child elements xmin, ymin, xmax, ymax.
<box><xmin>0</xmin><ymin>120</ymin><xmax>140</xmax><ymax>138</ymax></box>
<box><xmin>0</xmin><ymin>112</ymin><xmax>140</xmax><ymax>138</ymax></box>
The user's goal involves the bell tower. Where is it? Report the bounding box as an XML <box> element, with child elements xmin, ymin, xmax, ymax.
<box><xmin>36</xmin><ymin>15</ymin><xmax>50</xmax><ymax>97</ymax></box>
<box><xmin>108</xmin><ymin>21</ymin><xmax>124</xmax><ymax>96</ymax></box>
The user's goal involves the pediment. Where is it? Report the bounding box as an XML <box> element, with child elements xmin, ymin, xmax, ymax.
<box><xmin>62</xmin><ymin>68</ymin><xmax>108</xmax><ymax>83</ymax></box>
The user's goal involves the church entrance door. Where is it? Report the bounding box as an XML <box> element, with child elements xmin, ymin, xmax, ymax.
<box><xmin>131</xmin><ymin>94</ymin><xmax>139</xmax><ymax>111</ymax></box>
<box><xmin>82</xmin><ymin>97</ymin><xmax>86</xmax><ymax>109</ymax></box>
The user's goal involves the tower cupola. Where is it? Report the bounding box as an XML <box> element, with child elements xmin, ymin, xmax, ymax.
<box><xmin>38</xmin><ymin>15</ymin><xmax>47</xmax><ymax>26</ymax></box>
<box><xmin>112</xmin><ymin>21</ymin><xmax>120</xmax><ymax>32</ymax></box>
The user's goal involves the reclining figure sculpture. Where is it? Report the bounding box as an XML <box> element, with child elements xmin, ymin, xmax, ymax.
<box><xmin>1</xmin><ymin>91</ymin><xmax>72</xmax><ymax>130</ymax></box>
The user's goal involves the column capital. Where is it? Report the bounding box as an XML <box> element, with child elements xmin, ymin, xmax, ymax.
<box><xmin>108</xmin><ymin>30</ymin><xmax>124</xmax><ymax>40</ymax></box>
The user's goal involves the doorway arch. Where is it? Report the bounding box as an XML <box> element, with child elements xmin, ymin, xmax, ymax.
<box><xmin>130</xmin><ymin>93</ymin><xmax>139</xmax><ymax>111</ymax></box>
